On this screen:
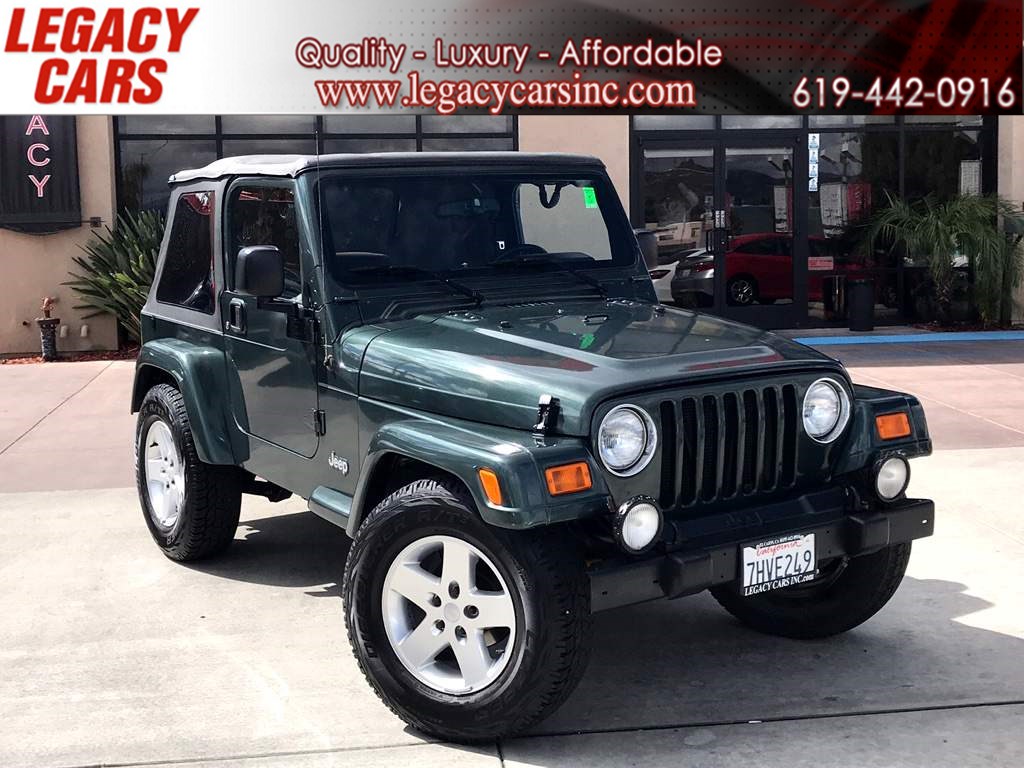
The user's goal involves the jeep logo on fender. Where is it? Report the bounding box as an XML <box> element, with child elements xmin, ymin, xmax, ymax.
<box><xmin>328</xmin><ymin>452</ymin><xmax>349</xmax><ymax>475</ymax></box>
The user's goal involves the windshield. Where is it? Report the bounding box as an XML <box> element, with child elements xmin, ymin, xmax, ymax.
<box><xmin>310</xmin><ymin>172</ymin><xmax>636</xmax><ymax>289</ymax></box>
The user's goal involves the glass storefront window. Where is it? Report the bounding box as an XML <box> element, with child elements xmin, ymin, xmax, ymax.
<box><xmin>118</xmin><ymin>115</ymin><xmax>216</xmax><ymax>134</ymax></box>
<box><xmin>641</xmin><ymin>148</ymin><xmax>714</xmax><ymax>259</ymax></box>
<box><xmin>323</xmin><ymin>138</ymin><xmax>417</xmax><ymax>153</ymax></box>
<box><xmin>904</xmin><ymin>129</ymin><xmax>982</xmax><ymax>201</ymax></box>
<box><xmin>421</xmin><ymin>137</ymin><xmax>515</xmax><ymax>151</ymax></box>
<box><xmin>633</xmin><ymin>115</ymin><xmax>716</xmax><ymax>130</ymax></box>
<box><xmin>219</xmin><ymin>115</ymin><xmax>317</xmax><ymax>134</ymax></box>
<box><xmin>115</xmin><ymin>115</ymin><xmax>517</xmax><ymax>213</ymax></box>
<box><xmin>808</xmin><ymin>115</ymin><xmax>896</xmax><ymax>127</ymax></box>
<box><xmin>322</xmin><ymin>115</ymin><xmax>417</xmax><ymax>133</ymax></box>
<box><xmin>118</xmin><ymin>139</ymin><xmax>217</xmax><ymax>212</ymax></box>
<box><xmin>807</xmin><ymin>132</ymin><xmax>899</xmax><ymax>323</ymax></box>
<box><xmin>721</xmin><ymin>116</ymin><xmax>801</xmax><ymax>129</ymax></box>
<box><xmin>421</xmin><ymin>115</ymin><xmax>514</xmax><ymax>134</ymax></box>
<box><xmin>221</xmin><ymin>139</ymin><xmax>317</xmax><ymax>156</ymax></box>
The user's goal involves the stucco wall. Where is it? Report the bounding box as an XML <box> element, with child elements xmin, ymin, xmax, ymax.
<box><xmin>0</xmin><ymin>116</ymin><xmax>118</xmax><ymax>355</ymax></box>
<box><xmin>997</xmin><ymin>116</ymin><xmax>1024</xmax><ymax>324</ymax></box>
<box><xmin>517</xmin><ymin>115</ymin><xmax>631</xmax><ymax>216</ymax></box>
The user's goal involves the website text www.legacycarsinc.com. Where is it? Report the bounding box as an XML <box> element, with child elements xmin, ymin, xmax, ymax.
<box><xmin>313</xmin><ymin>71</ymin><xmax>697</xmax><ymax>115</ymax></box>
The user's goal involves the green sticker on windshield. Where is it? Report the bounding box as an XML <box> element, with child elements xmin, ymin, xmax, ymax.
<box><xmin>582</xmin><ymin>186</ymin><xmax>598</xmax><ymax>209</ymax></box>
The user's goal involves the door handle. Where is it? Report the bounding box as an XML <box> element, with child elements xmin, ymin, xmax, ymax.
<box><xmin>227</xmin><ymin>298</ymin><xmax>247</xmax><ymax>334</ymax></box>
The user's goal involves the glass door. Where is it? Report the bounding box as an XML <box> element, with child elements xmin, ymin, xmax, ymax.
<box><xmin>639</xmin><ymin>135</ymin><xmax>806</xmax><ymax>328</ymax></box>
<box><xmin>714</xmin><ymin>141</ymin><xmax>803</xmax><ymax>328</ymax></box>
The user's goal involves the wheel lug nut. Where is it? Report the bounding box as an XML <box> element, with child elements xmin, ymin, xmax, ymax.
<box><xmin>454</xmin><ymin>625</ymin><xmax>466</xmax><ymax>641</ymax></box>
<box><xmin>428</xmin><ymin>593</ymin><xmax>441</xmax><ymax>608</ymax></box>
<box><xmin>434</xmin><ymin>620</ymin><xmax>445</xmax><ymax>632</ymax></box>
<box><xmin>448</xmin><ymin>582</ymin><xmax>460</xmax><ymax>599</ymax></box>
<box><xmin>464</xmin><ymin>605</ymin><xmax>479</xmax><ymax>619</ymax></box>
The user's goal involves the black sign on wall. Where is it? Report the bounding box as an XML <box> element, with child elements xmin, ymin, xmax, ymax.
<box><xmin>0</xmin><ymin>115</ymin><xmax>81</xmax><ymax>235</ymax></box>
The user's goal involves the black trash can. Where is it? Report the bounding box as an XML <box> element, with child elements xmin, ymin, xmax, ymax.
<box><xmin>847</xmin><ymin>278</ymin><xmax>875</xmax><ymax>332</ymax></box>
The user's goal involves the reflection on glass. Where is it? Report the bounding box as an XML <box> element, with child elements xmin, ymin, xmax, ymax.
<box><xmin>421</xmin><ymin>115</ymin><xmax>514</xmax><ymax>134</ymax></box>
<box><xmin>420</xmin><ymin>137</ymin><xmax>515</xmax><ymax>151</ymax></box>
<box><xmin>118</xmin><ymin>140</ymin><xmax>217</xmax><ymax>213</ymax></box>
<box><xmin>642</xmin><ymin>148</ymin><xmax>714</xmax><ymax>252</ymax></box>
<box><xmin>219</xmin><ymin>115</ymin><xmax>316</xmax><ymax>134</ymax></box>
<box><xmin>806</xmin><ymin>132</ymin><xmax>900</xmax><ymax>324</ymax></box>
<box><xmin>721</xmin><ymin>115</ymin><xmax>801</xmax><ymax>129</ymax></box>
<box><xmin>118</xmin><ymin>115</ymin><xmax>215</xmax><ymax>134</ymax></box>
<box><xmin>724</xmin><ymin>147</ymin><xmax>794</xmax><ymax>306</ymax></box>
<box><xmin>221</xmin><ymin>139</ymin><xmax>317</xmax><ymax>156</ymax></box>
<box><xmin>634</xmin><ymin>115</ymin><xmax>716</xmax><ymax>130</ymax></box>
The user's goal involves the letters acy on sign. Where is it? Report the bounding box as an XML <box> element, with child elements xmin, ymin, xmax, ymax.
<box><xmin>0</xmin><ymin>115</ymin><xmax>82</xmax><ymax>235</ymax></box>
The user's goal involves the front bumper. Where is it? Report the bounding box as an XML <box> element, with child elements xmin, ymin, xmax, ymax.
<box><xmin>589</xmin><ymin>486</ymin><xmax>934</xmax><ymax>612</ymax></box>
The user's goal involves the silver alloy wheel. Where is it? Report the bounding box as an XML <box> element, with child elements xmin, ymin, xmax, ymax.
<box><xmin>144</xmin><ymin>420</ymin><xmax>184</xmax><ymax>529</ymax></box>
<box><xmin>382</xmin><ymin>534</ymin><xmax>517</xmax><ymax>695</ymax></box>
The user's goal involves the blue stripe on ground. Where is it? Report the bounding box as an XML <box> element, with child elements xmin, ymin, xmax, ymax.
<box><xmin>793</xmin><ymin>331</ymin><xmax>1024</xmax><ymax>346</ymax></box>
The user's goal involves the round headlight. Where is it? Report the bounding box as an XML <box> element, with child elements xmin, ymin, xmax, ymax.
<box><xmin>875</xmin><ymin>456</ymin><xmax>910</xmax><ymax>500</ymax></box>
<box><xmin>802</xmin><ymin>378</ymin><xmax>850</xmax><ymax>443</ymax></box>
<box><xmin>614</xmin><ymin>497</ymin><xmax>663</xmax><ymax>554</ymax></box>
<box><xmin>597</xmin><ymin>405</ymin><xmax>657</xmax><ymax>476</ymax></box>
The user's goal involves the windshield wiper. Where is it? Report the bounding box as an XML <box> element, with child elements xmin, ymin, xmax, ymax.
<box><xmin>493</xmin><ymin>256</ymin><xmax>608</xmax><ymax>298</ymax></box>
<box><xmin>346</xmin><ymin>265</ymin><xmax>483</xmax><ymax>305</ymax></box>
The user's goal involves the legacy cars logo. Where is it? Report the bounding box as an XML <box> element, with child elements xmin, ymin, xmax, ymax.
<box><xmin>328</xmin><ymin>451</ymin><xmax>349</xmax><ymax>475</ymax></box>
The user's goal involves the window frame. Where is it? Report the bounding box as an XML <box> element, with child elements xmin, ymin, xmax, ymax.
<box><xmin>223</xmin><ymin>177</ymin><xmax>305</xmax><ymax>300</ymax></box>
<box><xmin>154</xmin><ymin>188</ymin><xmax>218</xmax><ymax>315</ymax></box>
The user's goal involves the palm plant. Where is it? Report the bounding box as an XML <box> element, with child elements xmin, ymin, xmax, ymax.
<box><xmin>863</xmin><ymin>193</ymin><xmax>1024</xmax><ymax>326</ymax></box>
<box><xmin>65</xmin><ymin>209</ymin><xmax>165</xmax><ymax>343</ymax></box>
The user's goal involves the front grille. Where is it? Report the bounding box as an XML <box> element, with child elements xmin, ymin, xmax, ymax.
<box><xmin>659</xmin><ymin>384</ymin><xmax>800</xmax><ymax>510</ymax></box>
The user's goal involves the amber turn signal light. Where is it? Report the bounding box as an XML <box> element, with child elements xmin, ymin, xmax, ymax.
<box><xmin>545</xmin><ymin>462</ymin><xmax>593</xmax><ymax>496</ymax></box>
<box><xmin>477</xmin><ymin>468</ymin><xmax>504</xmax><ymax>506</ymax></box>
<box><xmin>876</xmin><ymin>412</ymin><xmax>911</xmax><ymax>440</ymax></box>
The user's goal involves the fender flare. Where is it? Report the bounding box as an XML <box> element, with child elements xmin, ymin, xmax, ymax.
<box><xmin>345</xmin><ymin>417</ymin><xmax>610</xmax><ymax>536</ymax></box>
<box><xmin>132</xmin><ymin>339</ymin><xmax>247</xmax><ymax>465</ymax></box>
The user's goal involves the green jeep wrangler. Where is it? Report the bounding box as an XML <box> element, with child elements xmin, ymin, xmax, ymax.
<box><xmin>132</xmin><ymin>152</ymin><xmax>934</xmax><ymax>741</ymax></box>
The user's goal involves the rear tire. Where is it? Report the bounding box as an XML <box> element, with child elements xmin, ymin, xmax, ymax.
<box><xmin>343</xmin><ymin>478</ymin><xmax>591</xmax><ymax>742</ymax></box>
<box><xmin>710</xmin><ymin>543</ymin><xmax>912</xmax><ymax>639</ymax></box>
<box><xmin>135</xmin><ymin>384</ymin><xmax>241</xmax><ymax>561</ymax></box>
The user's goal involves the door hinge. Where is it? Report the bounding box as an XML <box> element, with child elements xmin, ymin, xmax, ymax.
<box><xmin>313</xmin><ymin>409</ymin><xmax>326</xmax><ymax>436</ymax></box>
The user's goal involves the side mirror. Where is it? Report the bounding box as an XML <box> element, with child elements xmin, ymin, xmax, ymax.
<box><xmin>634</xmin><ymin>229</ymin><xmax>659</xmax><ymax>270</ymax></box>
<box><xmin>235</xmin><ymin>246</ymin><xmax>284</xmax><ymax>298</ymax></box>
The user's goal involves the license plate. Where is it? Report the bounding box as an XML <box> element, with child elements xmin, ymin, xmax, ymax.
<box><xmin>741</xmin><ymin>533</ymin><xmax>817</xmax><ymax>596</ymax></box>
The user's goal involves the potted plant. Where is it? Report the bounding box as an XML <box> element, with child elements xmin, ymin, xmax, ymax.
<box><xmin>863</xmin><ymin>193</ymin><xmax>1024</xmax><ymax>327</ymax></box>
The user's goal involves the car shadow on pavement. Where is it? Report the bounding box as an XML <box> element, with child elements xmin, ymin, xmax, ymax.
<box><xmin>189</xmin><ymin>509</ymin><xmax>1024</xmax><ymax>740</ymax></box>
<box><xmin>185</xmin><ymin>509</ymin><xmax>351</xmax><ymax>598</ymax></box>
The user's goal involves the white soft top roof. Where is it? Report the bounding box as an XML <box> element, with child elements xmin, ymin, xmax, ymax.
<box><xmin>169</xmin><ymin>151</ymin><xmax>604</xmax><ymax>184</ymax></box>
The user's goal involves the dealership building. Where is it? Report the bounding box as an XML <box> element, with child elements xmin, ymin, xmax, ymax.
<box><xmin>1</xmin><ymin>113</ymin><xmax>1020</xmax><ymax>354</ymax></box>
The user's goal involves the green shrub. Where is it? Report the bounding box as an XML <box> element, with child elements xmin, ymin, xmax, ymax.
<box><xmin>863</xmin><ymin>193</ymin><xmax>1024</xmax><ymax>326</ymax></box>
<box><xmin>65</xmin><ymin>209</ymin><xmax>165</xmax><ymax>343</ymax></box>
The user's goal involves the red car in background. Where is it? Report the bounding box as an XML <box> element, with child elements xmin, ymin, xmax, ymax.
<box><xmin>670</xmin><ymin>232</ymin><xmax>877</xmax><ymax>307</ymax></box>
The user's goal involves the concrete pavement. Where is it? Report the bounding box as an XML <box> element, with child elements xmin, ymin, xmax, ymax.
<box><xmin>1</xmin><ymin>342</ymin><xmax>1023</xmax><ymax>767</ymax></box>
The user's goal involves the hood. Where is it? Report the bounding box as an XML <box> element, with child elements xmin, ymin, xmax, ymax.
<box><xmin>354</xmin><ymin>300</ymin><xmax>839</xmax><ymax>435</ymax></box>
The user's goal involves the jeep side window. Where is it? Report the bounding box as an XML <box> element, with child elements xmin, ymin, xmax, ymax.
<box><xmin>156</xmin><ymin>191</ymin><xmax>216</xmax><ymax>313</ymax></box>
<box><xmin>516</xmin><ymin>183</ymin><xmax>613</xmax><ymax>261</ymax></box>
<box><xmin>228</xmin><ymin>185</ymin><xmax>302</xmax><ymax>300</ymax></box>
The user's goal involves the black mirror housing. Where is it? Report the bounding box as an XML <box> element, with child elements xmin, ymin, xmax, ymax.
<box><xmin>236</xmin><ymin>246</ymin><xmax>284</xmax><ymax>298</ymax></box>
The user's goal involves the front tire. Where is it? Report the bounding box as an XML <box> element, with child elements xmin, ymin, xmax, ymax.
<box><xmin>710</xmin><ymin>543</ymin><xmax>912</xmax><ymax>639</ymax></box>
<box><xmin>135</xmin><ymin>384</ymin><xmax>241</xmax><ymax>561</ymax></box>
<box><xmin>343</xmin><ymin>478</ymin><xmax>591</xmax><ymax>742</ymax></box>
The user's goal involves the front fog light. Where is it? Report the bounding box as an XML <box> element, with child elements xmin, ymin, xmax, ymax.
<box><xmin>614</xmin><ymin>497</ymin><xmax>663</xmax><ymax>554</ymax></box>
<box><xmin>875</xmin><ymin>456</ymin><xmax>910</xmax><ymax>500</ymax></box>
